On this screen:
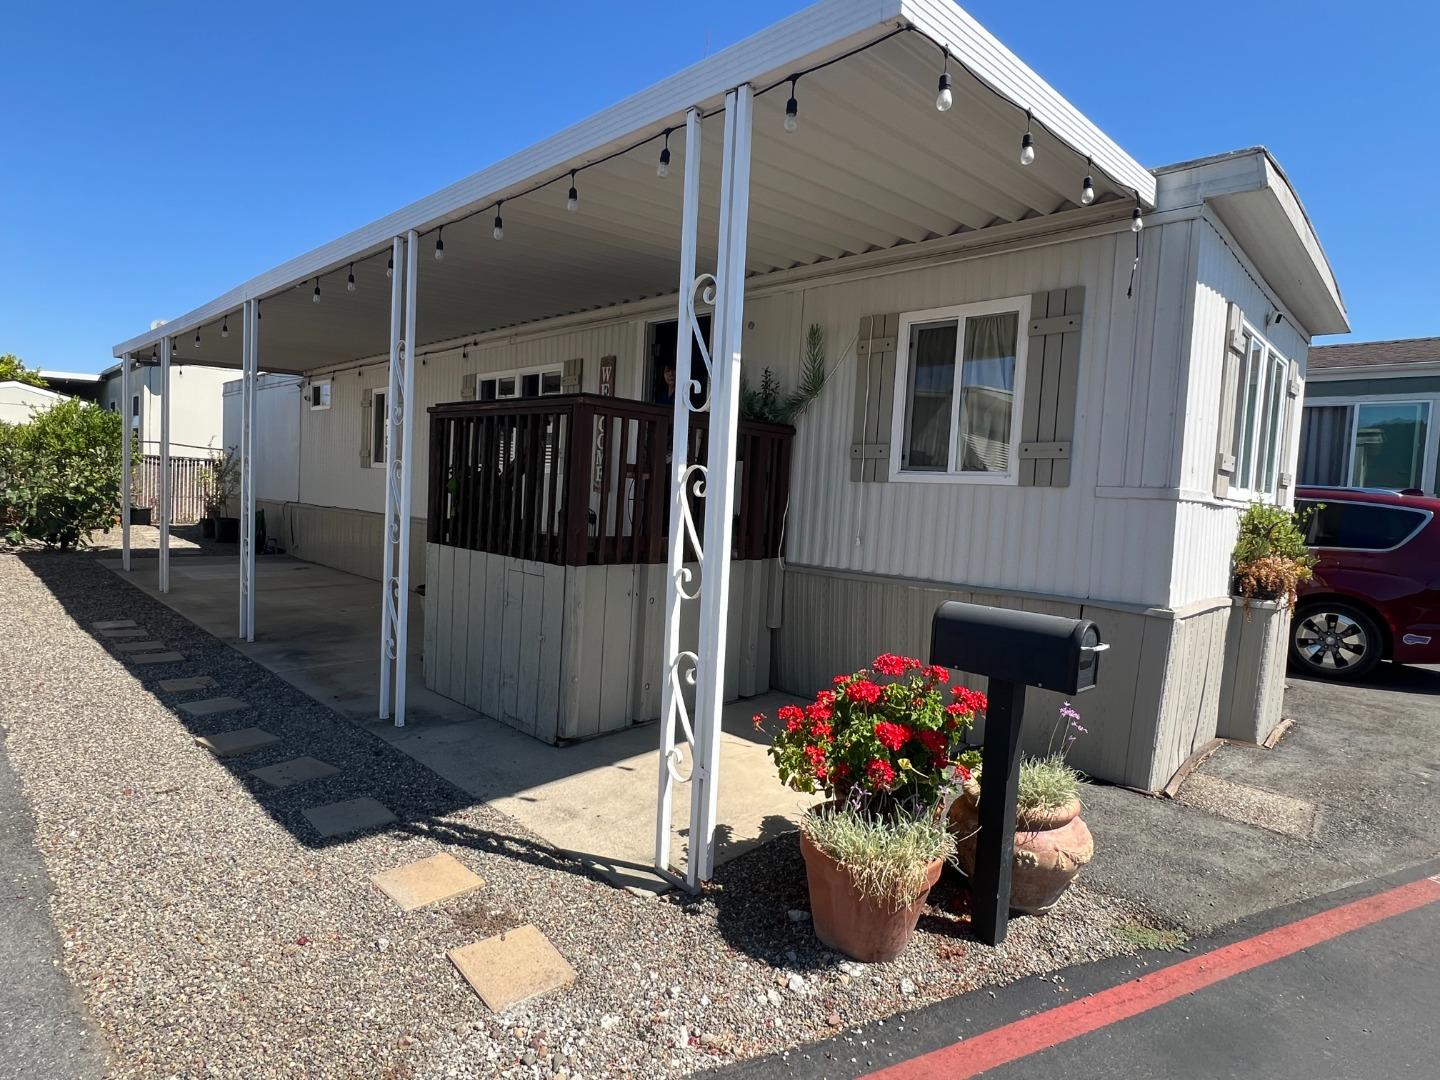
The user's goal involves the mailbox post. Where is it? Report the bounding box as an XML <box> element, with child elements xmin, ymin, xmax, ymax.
<box><xmin>930</xmin><ymin>602</ymin><xmax>1107</xmax><ymax>946</ymax></box>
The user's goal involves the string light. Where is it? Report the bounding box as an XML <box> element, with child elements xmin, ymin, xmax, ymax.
<box><xmin>493</xmin><ymin>203</ymin><xmax>504</xmax><ymax>241</ymax></box>
<box><xmin>1132</xmin><ymin>204</ymin><xmax>1144</xmax><ymax>233</ymax></box>
<box><xmin>434</xmin><ymin>228</ymin><xmax>445</xmax><ymax>261</ymax></box>
<box><xmin>657</xmin><ymin>129</ymin><xmax>671</xmax><ymax>178</ymax></box>
<box><xmin>1081</xmin><ymin>158</ymin><xmax>1095</xmax><ymax>206</ymax></box>
<box><xmin>935</xmin><ymin>51</ymin><xmax>953</xmax><ymax>112</ymax></box>
<box><xmin>221</xmin><ymin>316</ymin><xmax>229</xmax><ymax>339</ymax></box>
<box><xmin>347</xmin><ymin>262</ymin><xmax>357</xmax><ymax>289</ymax></box>
<box><xmin>386</xmin><ymin>254</ymin><xmax>393</xmax><ymax>279</ymax></box>
<box><xmin>1020</xmin><ymin>109</ymin><xmax>1035</xmax><ymax>166</ymax></box>
<box><xmin>194</xmin><ymin>330</ymin><xmax>200</xmax><ymax>349</ymax></box>
<box><xmin>784</xmin><ymin>76</ymin><xmax>799</xmax><ymax>133</ymax></box>
<box><xmin>312</xmin><ymin>278</ymin><xmax>321</xmax><ymax>304</ymax></box>
<box><xmin>566</xmin><ymin>171</ymin><xmax>579</xmax><ymax>212</ymax></box>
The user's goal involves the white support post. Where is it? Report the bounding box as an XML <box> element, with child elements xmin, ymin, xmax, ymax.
<box><xmin>158</xmin><ymin>336</ymin><xmax>172</xmax><ymax>593</ymax></box>
<box><xmin>687</xmin><ymin>84</ymin><xmax>752</xmax><ymax>886</ymax></box>
<box><xmin>378</xmin><ymin>234</ymin><xmax>416</xmax><ymax>726</ymax></box>
<box><xmin>120</xmin><ymin>353</ymin><xmax>132</xmax><ymax>572</ymax></box>
<box><xmin>655</xmin><ymin>107</ymin><xmax>704</xmax><ymax>878</ymax></box>
<box><xmin>239</xmin><ymin>301</ymin><xmax>257</xmax><ymax>641</ymax></box>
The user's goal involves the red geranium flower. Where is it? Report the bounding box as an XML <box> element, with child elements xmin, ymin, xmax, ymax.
<box><xmin>955</xmin><ymin>764</ymin><xmax>972</xmax><ymax>784</ymax></box>
<box><xmin>751</xmin><ymin>712</ymin><xmax>766</xmax><ymax>729</ymax></box>
<box><xmin>777</xmin><ymin>704</ymin><xmax>804</xmax><ymax>723</ymax></box>
<box><xmin>872</xmin><ymin>653</ymin><xmax>909</xmax><ymax>676</ymax></box>
<box><xmin>806</xmin><ymin>702</ymin><xmax>833</xmax><ymax>723</ymax></box>
<box><xmin>816</xmin><ymin>690</ymin><xmax>837</xmax><ymax>707</ymax></box>
<box><xmin>866</xmin><ymin>759</ymin><xmax>897</xmax><ymax>789</ymax></box>
<box><xmin>926</xmin><ymin>664</ymin><xmax>950</xmax><ymax>683</ymax></box>
<box><xmin>846</xmin><ymin>679</ymin><xmax>883</xmax><ymax>705</ymax></box>
<box><xmin>950</xmin><ymin>686</ymin><xmax>988</xmax><ymax>714</ymax></box>
<box><xmin>809</xmin><ymin>720</ymin><xmax>833</xmax><ymax>740</ymax></box>
<box><xmin>804</xmin><ymin>743</ymin><xmax>826</xmax><ymax>767</ymax></box>
<box><xmin>874</xmin><ymin>721</ymin><xmax>911</xmax><ymax>751</ymax></box>
<box><xmin>916</xmin><ymin>729</ymin><xmax>946</xmax><ymax>754</ymax></box>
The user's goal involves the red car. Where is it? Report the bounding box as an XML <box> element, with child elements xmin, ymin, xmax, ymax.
<box><xmin>1290</xmin><ymin>486</ymin><xmax>1440</xmax><ymax>679</ymax></box>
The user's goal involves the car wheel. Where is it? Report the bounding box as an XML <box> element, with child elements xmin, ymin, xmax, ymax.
<box><xmin>1290</xmin><ymin>602</ymin><xmax>1383</xmax><ymax>680</ymax></box>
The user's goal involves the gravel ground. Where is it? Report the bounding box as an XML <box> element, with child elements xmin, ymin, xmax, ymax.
<box><xmin>0</xmin><ymin>551</ymin><xmax>1176</xmax><ymax>1079</ymax></box>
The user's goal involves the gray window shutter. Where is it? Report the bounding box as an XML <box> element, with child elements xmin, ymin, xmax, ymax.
<box><xmin>1018</xmin><ymin>287</ymin><xmax>1084</xmax><ymax>487</ymax></box>
<box><xmin>1276</xmin><ymin>358</ymin><xmax>1303</xmax><ymax>501</ymax></box>
<box><xmin>1213</xmin><ymin>302</ymin><xmax>1245</xmax><ymax>499</ymax></box>
<box><xmin>561</xmin><ymin>357</ymin><xmax>583</xmax><ymax>393</ymax></box>
<box><xmin>360</xmin><ymin>388</ymin><xmax>373</xmax><ymax>466</ymax></box>
<box><xmin>850</xmin><ymin>313</ymin><xmax>897</xmax><ymax>482</ymax></box>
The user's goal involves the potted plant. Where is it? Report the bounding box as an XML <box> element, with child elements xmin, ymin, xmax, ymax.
<box><xmin>1218</xmin><ymin>502</ymin><xmax>1317</xmax><ymax>742</ymax></box>
<box><xmin>948</xmin><ymin>703</ymin><xmax>1093</xmax><ymax>915</ymax></box>
<box><xmin>756</xmin><ymin>654</ymin><xmax>985</xmax><ymax>962</ymax></box>
<box><xmin>205</xmin><ymin>449</ymin><xmax>242</xmax><ymax>543</ymax></box>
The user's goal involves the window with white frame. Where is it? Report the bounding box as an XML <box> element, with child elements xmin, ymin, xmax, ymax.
<box><xmin>308</xmin><ymin>380</ymin><xmax>332</xmax><ymax>410</ymax></box>
<box><xmin>1298</xmin><ymin>399</ymin><xmax>1432</xmax><ymax>493</ymax></box>
<box><xmin>892</xmin><ymin>297</ymin><xmax>1028</xmax><ymax>481</ymax></box>
<box><xmin>370</xmin><ymin>387</ymin><xmax>388</xmax><ymax>467</ymax></box>
<box><xmin>1227</xmin><ymin>326</ymin><xmax>1292</xmax><ymax>499</ymax></box>
<box><xmin>473</xmin><ymin>364</ymin><xmax>564</xmax><ymax>402</ymax></box>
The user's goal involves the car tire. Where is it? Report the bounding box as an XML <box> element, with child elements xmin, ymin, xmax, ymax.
<box><xmin>1289</xmin><ymin>601</ymin><xmax>1384</xmax><ymax>680</ymax></box>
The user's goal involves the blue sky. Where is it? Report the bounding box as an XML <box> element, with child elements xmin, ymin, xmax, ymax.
<box><xmin>3</xmin><ymin>1</ymin><xmax>1434</xmax><ymax>373</ymax></box>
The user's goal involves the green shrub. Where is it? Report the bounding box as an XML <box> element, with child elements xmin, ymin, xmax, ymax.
<box><xmin>1231</xmin><ymin>502</ymin><xmax>1317</xmax><ymax>605</ymax></box>
<box><xmin>0</xmin><ymin>399</ymin><xmax>123</xmax><ymax>549</ymax></box>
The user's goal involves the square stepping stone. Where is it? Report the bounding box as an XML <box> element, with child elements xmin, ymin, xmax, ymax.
<box><xmin>371</xmin><ymin>854</ymin><xmax>484</xmax><ymax>911</ymax></box>
<box><xmin>127</xmin><ymin>651</ymin><xmax>185</xmax><ymax>665</ymax></box>
<box><xmin>93</xmin><ymin>619</ymin><xmax>137</xmax><ymax>630</ymax></box>
<box><xmin>302</xmin><ymin>797</ymin><xmax>396</xmax><ymax>838</ymax></box>
<box><xmin>100</xmin><ymin>627</ymin><xmax>148</xmax><ymax>639</ymax></box>
<box><xmin>178</xmin><ymin>696</ymin><xmax>249</xmax><ymax>718</ymax></box>
<box><xmin>194</xmin><ymin>727</ymin><xmax>281</xmax><ymax>758</ymax></box>
<box><xmin>250</xmin><ymin>756</ymin><xmax>339</xmax><ymax>790</ymax></box>
<box><xmin>449</xmin><ymin>925</ymin><xmax>575</xmax><ymax>1012</ymax></box>
<box><xmin>159</xmin><ymin>676</ymin><xmax>218</xmax><ymax>693</ymax></box>
<box><xmin>115</xmin><ymin>640</ymin><xmax>167</xmax><ymax>653</ymax></box>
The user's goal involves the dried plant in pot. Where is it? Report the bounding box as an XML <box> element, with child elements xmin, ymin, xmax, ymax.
<box><xmin>755</xmin><ymin>654</ymin><xmax>985</xmax><ymax>962</ymax></box>
<box><xmin>949</xmin><ymin>703</ymin><xmax>1094</xmax><ymax>915</ymax></box>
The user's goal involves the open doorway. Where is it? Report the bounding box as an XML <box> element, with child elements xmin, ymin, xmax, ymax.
<box><xmin>646</xmin><ymin>315</ymin><xmax>711</xmax><ymax>408</ymax></box>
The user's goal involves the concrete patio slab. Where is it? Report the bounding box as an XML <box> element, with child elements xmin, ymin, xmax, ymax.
<box><xmin>159</xmin><ymin>676</ymin><xmax>218</xmax><ymax>692</ymax></box>
<box><xmin>99</xmin><ymin>627</ymin><xmax>148</xmax><ymax>639</ymax></box>
<box><xmin>371</xmin><ymin>853</ymin><xmax>484</xmax><ymax>911</ymax></box>
<box><xmin>249</xmin><ymin>756</ymin><xmax>339</xmax><ymax>790</ymax></box>
<box><xmin>91</xmin><ymin>619</ymin><xmax>137</xmax><ymax>630</ymax></box>
<box><xmin>126</xmin><ymin>651</ymin><xmax>185</xmax><ymax>665</ymax></box>
<box><xmin>448</xmin><ymin>924</ymin><xmax>575</xmax><ymax>1012</ymax></box>
<box><xmin>178</xmin><ymin>696</ymin><xmax>249</xmax><ymax>718</ymax></box>
<box><xmin>113</xmin><ymin>640</ymin><xmax>167</xmax><ymax>652</ymax></box>
<box><xmin>1176</xmin><ymin>773</ymin><xmax>1317</xmax><ymax>839</ymax></box>
<box><xmin>194</xmin><ymin>727</ymin><xmax>281</xmax><ymax>758</ymax></box>
<box><xmin>101</xmin><ymin>556</ymin><xmax>817</xmax><ymax>886</ymax></box>
<box><xmin>302</xmin><ymin>797</ymin><xmax>397</xmax><ymax>838</ymax></box>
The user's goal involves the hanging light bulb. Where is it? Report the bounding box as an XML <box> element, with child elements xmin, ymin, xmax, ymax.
<box><xmin>194</xmin><ymin>330</ymin><xmax>200</xmax><ymax>349</ymax></box>
<box><xmin>1081</xmin><ymin>157</ymin><xmax>1095</xmax><ymax>206</ymax></box>
<box><xmin>312</xmin><ymin>278</ymin><xmax>321</xmax><ymax>304</ymax></box>
<box><xmin>657</xmin><ymin>129</ymin><xmax>671</xmax><ymax>178</ymax></box>
<box><xmin>566</xmin><ymin>171</ymin><xmax>578</xmax><ymax>213</ymax></box>
<box><xmin>1020</xmin><ymin>110</ymin><xmax>1035</xmax><ymax>166</ymax></box>
<box><xmin>935</xmin><ymin>52</ymin><xmax>953</xmax><ymax>112</ymax></box>
<box><xmin>347</xmin><ymin>262</ymin><xmax>357</xmax><ymax>290</ymax></box>
<box><xmin>221</xmin><ymin>316</ymin><xmax>229</xmax><ymax>339</ymax></box>
<box><xmin>1132</xmin><ymin>205</ymin><xmax>1145</xmax><ymax>233</ymax></box>
<box><xmin>386</xmin><ymin>254</ymin><xmax>393</xmax><ymax>279</ymax></box>
<box><xmin>493</xmin><ymin>203</ymin><xmax>504</xmax><ymax>241</ymax></box>
<box><xmin>784</xmin><ymin>77</ymin><xmax>799</xmax><ymax>133</ymax></box>
<box><xmin>434</xmin><ymin>228</ymin><xmax>445</xmax><ymax>261</ymax></box>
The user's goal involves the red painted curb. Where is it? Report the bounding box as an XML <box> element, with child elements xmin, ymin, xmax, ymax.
<box><xmin>865</xmin><ymin>875</ymin><xmax>1440</xmax><ymax>1080</ymax></box>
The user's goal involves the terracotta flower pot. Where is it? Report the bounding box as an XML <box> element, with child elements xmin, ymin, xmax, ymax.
<box><xmin>799</xmin><ymin>832</ymin><xmax>943</xmax><ymax>963</ymax></box>
<box><xmin>948</xmin><ymin>785</ymin><xmax>1093</xmax><ymax>915</ymax></box>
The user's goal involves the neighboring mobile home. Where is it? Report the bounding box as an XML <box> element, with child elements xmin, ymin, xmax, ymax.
<box><xmin>111</xmin><ymin>0</ymin><xmax>1346</xmax><ymax>879</ymax></box>
<box><xmin>1300</xmin><ymin>337</ymin><xmax>1439</xmax><ymax>496</ymax></box>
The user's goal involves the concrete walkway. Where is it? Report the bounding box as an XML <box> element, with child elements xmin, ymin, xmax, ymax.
<box><xmin>0</xmin><ymin>736</ymin><xmax>108</xmax><ymax>1079</ymax></box>
<box><xmin>99</xmin><ymin>553</ymin><xmax>815</xmax><ymax>888</ymax></box>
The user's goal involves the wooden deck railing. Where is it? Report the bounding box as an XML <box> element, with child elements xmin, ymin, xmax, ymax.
<box><xmin>426</xmin><ymin>394</ymin><xmax>793</xmax><ymax>567</ymax></box>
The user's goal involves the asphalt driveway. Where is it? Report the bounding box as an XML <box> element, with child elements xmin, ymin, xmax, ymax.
<box><xmin>1079</xmin><ymin>663</ymin><xmax>1440</xmax><ymax>933</ymax></box>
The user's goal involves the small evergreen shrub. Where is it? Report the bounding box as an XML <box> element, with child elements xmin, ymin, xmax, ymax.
<box><xmin>1231</xmin><ymin>502</ymin><xmax>1317</xmax><ymax>606</ymax></box>
<box><xmin>0</xmin><ymin>399</ymin><xmax>123</xmax><ymax>549</ymax></box>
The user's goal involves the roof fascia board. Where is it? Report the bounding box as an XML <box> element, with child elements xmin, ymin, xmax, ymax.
<box><xmin>1308</xmin><ymin>363</ymin><xmax>1440</xmax><ymax>381</ymax></box>
<box><xmin>113</xmin><ymin>0</ymin><xmax>905</xmax><ymax>357</ymax></box>
<box><xmin>899</xmin><ymin>0</ymin><xmax>1154</xmax><ymax>205</ymax></box>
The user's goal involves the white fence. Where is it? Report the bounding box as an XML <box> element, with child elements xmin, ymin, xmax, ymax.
<box><xmin>132</xmin><ymin>454</ymin><xmax>212</xmax><ymax>525</ymax></box>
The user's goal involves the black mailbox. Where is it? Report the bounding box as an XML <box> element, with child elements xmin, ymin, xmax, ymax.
<box><xmin>929</xmin><ymin>601</ymin><xmax>1107</xmax><ymax>947</ymax></box>
<box><xmin>931</xmin><ymin>601</ymin><xmax>1106</xmax><ymax>696</ymax></box>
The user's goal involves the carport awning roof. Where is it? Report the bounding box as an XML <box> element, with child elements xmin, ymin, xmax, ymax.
<box><xmin>111</xmin><ymin>0</ymin><xmax>1156</xmax><ymax>374</ymax></box>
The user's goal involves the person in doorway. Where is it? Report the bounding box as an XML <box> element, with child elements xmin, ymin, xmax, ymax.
<box><xmin>656</xmin><ymin>360</ymin><xmax>677</xmax><ymax>406</ymax></box>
